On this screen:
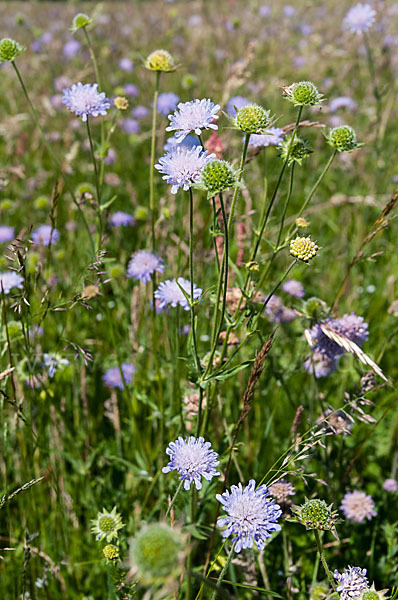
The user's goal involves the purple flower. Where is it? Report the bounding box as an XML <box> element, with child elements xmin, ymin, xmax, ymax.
<box><xmin>109</xmin><ymin>211</ymin><xmax>135</xmax><ymax>227</ymax></box>
<box><xmin>103</xmin><ymin>362</ymin><xmax>136</xmax><ymax>390</ymax></box>
<box><xmin>124</xmin><ymin>84</ymin><xmax>139</xmax><ymax>97</ymax></box>
<box><xmin>119</xmin><ymin>57</ymin><xmax>134</xmax><ymax>72</ymax></box>
<box><xmin>0</xmin><ymin>226</ymin><xmax>14</xmax><ymax>243</ymax></box>
<box><xmin>54</xmin><ymin>75</ymin><xmax>72</xmax><ymax>92</ymax></box>
<box><xmin>226</xmin><ymin>96</ymin><xmax>250</xmax><ymax>117</ymax></box>
<box><xmin>265</xmin><ymin>296</ymin><xmax>297</xmax><ymax>323</ymax></box>
<box><xmin>343</xmin><ymin>3</ymin><xmax>376</xmax><ymax>34</ymax></box>
<box><xmin>0</xmin><ymin>271</ymin><xmax>24</xmax><ymax>294</ymax></box>
<box><xmin>329</xmin><ymin>96</ymin><xmax>358</xmax><ymax>112</ymax></box>
<box><xmin>122</xmin><ymin>118</ymin><xmax>140</xmax><ymax>134</ymax></box>
<box><xmin>63</xmin><ymin>39</ymin><xmax>81</xmax><ymax>58</ymax></box>
<box><xmin>131</xmin><ymin>105</ymin><xmax>149</xmax><ymax>119</ymax></box>
<box><xmin>282</xmin><ymin>279</ymin><xmax>305</xmax><ymax>298</ymax></box>
<box><xmin>155</xmin><ymin>277</ymin><xmax>202</xmax><ymax>311</ymax></box>
<box><xmin>383</xmin><ymin>478</ymin><xmax>398</xmax><ymax>492</ymax></box>
<box><xmin>258</xmin><ymin>5</ymin><xmax>271</xmax><ymax>17</ymax></box>
<box><xmin>307</xmin><ymin>313</ymin><xmax>368</xmax><ymax>360</ymax></box>
<box><xmin>32</xmin><ymin>225</ymin><xmax>60</xmax><ymax>246</ymax></box>
<box><xmin>334</xmin><ymin>566</ymin><xmax>369</xmax><ymax>600</ymax></box>
<box><xmin>304</xmin><ymin>351</ymin><xmax>338</xmax><ymax>378</ymax></box>
<box><xmin>166</xmin><ymin>98</ymin><xmax>220</xmax><ymax>142</ymax></box>
<box><xmin>157</xmin><ymin>92</ymin><xmax>180</xmax><ymax>117</ymax></box>
<box><xmin>43</xmin><ymin>353</ymin><xmax>69</xmax><ymax>378</ymax></box>
<box><xmin>127</xmin><ymin>251</ymin><xmax>164</xmax><ymax>284</ymax></box>
<box><xmin>62</xmin><ymin>83</ymin><xmax>111</xmax><ymax>122</ymax></box>
<box><xmin>340</xmin><ymin>490</ymin><xmax>376</xmax><ymax>523</ymax></box>
<box><xmin>248</xmin><ymin>127</ymin><xmax>285</xmax><ymax>148</ymax></box>
<box><xmin>217</xmin><ymin>480</ymin><xmax>282</xmax><ymax>553</ymax></box>
<box><xmin>104</xmin><ymin>148</ymin><xmax>117</xmax><ymax>165</ymax></box>
<box><xmin>155</xmin><ymin>145</ymin><xmax>215</xmax><ymax>194</ymax></box>
<box><xmin>162</xmin><ymin>436</ymin><xmax>220</xmax><ymax>490</ymax></box>
<box><xmin>163</xmin><ymin>134</ymin><xmax>198</xmax><ymax>153</ymax></box>
<box><xmin>283</xmin><ymin>5</ymin><xmax>296</xmax><ymax>17</ymax></box>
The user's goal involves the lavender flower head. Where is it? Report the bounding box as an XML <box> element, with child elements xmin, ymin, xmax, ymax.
<box><xmin>162</xmin><ymin>436</ymin><xmax>220</xmax><ymax>490</ymax></box>
<box><xmin>32</xmin><ymin>225</ymin><xmax>60</xmax><ymax>246</ymax></box>
<box><xmin>103</xmin><ymin>363</ymin><xmax>136</xmax><ymax>390</ymax></box>
<box><xmin>248</xmin><ymin>128</ymin><xmax>285</xmax><ymax>148</ymax></box>
<box><xmin>155</xmin><ymin>277</ymin><xmax>202</xmax><ymax>311</ymax></box>
<box><xmin>109</xmin><ymin>211</ymin><xmax>135</xmax><ymax>227</ymax></box>
<box><xmin>43</xmin><ymin>353</ymin><xmax>69</xmax><ymax>378</ymax></box>
<box><xmin>343</xmin><ymin>3</ymin><xmax>376</xmax><ymax>34</ymax></box>
<box><xmin>282</xmin><ymin>279</ymin><xmax>305</xmax><ymax>298</ymax></box>
<box><xmin>329</xmin><ymin>96</ymin><xmax>358</xmax><ymax>112</ymax></box>
<box><xmin>265</xmin><ymin>295</ymin><xmax>297</xmax><ymax>323</ymax></box>
<box><xmin>166</xmin><ymin>98</ymin><xmax>220</xmax><ymax>142</ymax></box>
<box><xmin>155</xmin><ymin>145</ymin><xmax>215</xmax><ymax>194</ymax></box>
<box><xmin>307</xmin><ymin>313</ymin><xmax>368</xmax><ymax>360</ymax></box>
<box><xmin>127</xmin><ymin>251</ymin><xmax>164</xmax><ymax>284</ymax></box>
<box><xmin>383</xmin><ymin>478</ymin><xmax>398</xmax><ymax>492</ymax></box>
<box><xmin>157</xmin><ymin>92</ymin><xmax>180</xmax><ymax>117</ymax></box>
<box><xmin>163</xmin><ymin>134</ymin><xmax>198</xmax><ymax>153</ymax></box>
<box><xmin>226</xmin><ymin>95</ymin><xmax>250</xmax><ymax>116</ymax></box>
<box><xmin>217</xmin><ymin>480</ymin><xmax>282</xmax><ymax>553</ymax></box>
<box><xmin>62</xmin><ymin>83</ymin><xmax>111</xmax><ymax>121</ymax></box>
<box><xmin>304</xmin><ymin>351</ymin><xmax>338</xmax><ymax>378</ymax></box>
<box><xmin>334</xmin><ymin>566</ymin><xmax>369</xmax><ymax>600</ymax></box>
<box><xmin>0</xmin><ymin>271</ymin><xmax>24</xmax><ymax>294</ymax></box>
<box><xmin>340</xmin><ymin>490</ymin><xmax>377</xmax><ymax>523</ymax></box>
<box><xmin>119</xmin><ymin>57</ymin><xmax>134</xmax><ymax>72</ymax></box>
<box><xmin>0</xmin><ymin>226</ymin><xmax>14</xmax><ymax>243</ymax></box>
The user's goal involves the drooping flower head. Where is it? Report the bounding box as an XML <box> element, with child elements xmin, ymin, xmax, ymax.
<box><xmin>248</xmin><ymin>127</ymin><xmax>285</xmax><ymax>148</ymax></box>
<box><xmin>217</xmin><ymin>480</ymin><xmax>282</xmax><ymax>552</ymax></box>
<box><xmin>155</xmin><ymin>145</ymin><xmax>215</xmax><ymax>194</ymax></box>
<box><xmin>70</xmin><ymin>12</ymin><xmax>92</xmax><ymax>33</ymax></box>
<box><xmin>343</xmin><ymin>3</ymin><xmax>376</xmax><ymax>34</ymax></box>
<box><xmin>340</xmin><ymin>490</ymin><xmax>376</xmax><ymax>523</ymax></box>
<box><xmin>109</xmin><ymin>211</ymin><xmax>136</xmax><ymax>227</ymax></box>
<box><xmin>32</xmin><ymin>225</ymin><xmax>60</xmax><ymax>246</ymax></box>
<box><xmin>62</xmin><ymin>82</ymin><xmax>111</xmax><ymax>121</ymax></box>
<box><xmin>282</xmin><ymin>81</ymin><xmax>324</xmax><ymax>107</ymax></box>
<box><xmin>334</xmin><ymin>566</ymin><xmax>369</xmax><ymax>600</ymax></box>
<box><xmin>91</xmin><ymin>507</ymin><xmax>125</xmax><ymax>542</ymax></box>
<box><xmin>103</xmin><ymin>363</ymin><xmax>136</xmax><ymax>390</ymax></box>
<box><xmin>127</xmin><ymin>250</ymin><xmax>164</xmax><ymax>284</ymax></box>
<box><xmin>166</xmin><ymin>98</ymin><xmax>220</xmax><ymax>142</ymax></box>
<box><xmin>0</xmin><ymin>271</ymin><xmax>24</xmax><ymax>294</ymax></box>
<box><xmin>162</xmin><ymin>436</ymin><xmax>220</xmax><ymax>490</ymax></box>
<box><xmin>155</xmin><ymin>277</ymin><xmax>202</xmax><ymax>311</ymax></box>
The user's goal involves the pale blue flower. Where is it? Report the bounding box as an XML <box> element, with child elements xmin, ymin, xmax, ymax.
<box><xmin>163</xmin><ymin>134</ymin><xmax>197</xmax><ymax>153</ymax></box>
<box><xmin>281</xmin><ymin>279</ymin><xmax>305</xmax><ymax>298</ymax></box>
<box><xmin>334</xmin><ymin>566</ymin><xmax>369</xmax><ymax>600</ymax></box>
<box><xmin>248</xmin><ymin>127</ymin><xmax>285</xmax><ymax>148</ymax></box>
<box><xmin>155</xmin><ymin>277</ymin><xmax>202</xmax><ymax>311</ymax></box>
<box><xmin>157</xmin><ymin>92</ymin><xmax>180</xmax><ymax>117</ymax></box>
<box><xmin>62</xmin><ymin>82</ymin><xmax>111</xmax><ymax>121</ymax></box>
<box><xmin>162</xmin><ymin>436</ymin><xmax>220</xmax><ymax>490</ymax></box>
<box><xmin>0</xmin><ymin>271</ymin><xmax>24</xmax><ymax>294</ymax></box>
<box><xmin>103</xmin><ymin>363</ymin><xmax>136</xmax><ymax>390</ymax></box>
<box><xmin>155</xmin><ymin>145</ymin><xmax>215</xmax><ymax>194</ymax></box>
<box><xmin>109</xmin><ymin>212</ymin><xmax>135</xmax><ymax>227</ymax></box>
<box><xmin>166</xmin><ymin>98</ymin><xmax>220</xmax><ymax>142</ymax></box>
<box><xmin>0</xmin><ymin>226</ymin><xmax>14</xmax><ymax>243</ymax></box>
<box><xmin>32</xmin><ymin>225</ymin><xmax>60</xmax><ymax>246</ymax></box>
<box><xmin>343</xmin><ymin>3</ymin><xmax>376</xmax><ymax>34</ymax></box>
<box><xmin>127</xmin><ymin>251</ymin><xmax>164</xmax><ymax>284</ymax></box>
<box><xmin>43</xmin><ymin>353</ymin><xmax>69</xmax><ymax>378</ymax></box>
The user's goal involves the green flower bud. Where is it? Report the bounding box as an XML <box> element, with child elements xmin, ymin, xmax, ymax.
<box><xmin>91</xmin><ymin>507</ymin><xmax>125</xmax><ymax>543</ymax></box>
<box><xmin>145</xmin><ymin>49</ymin><xmax>175</xmax><ymax>72</ymax></box>
<box><xmin>200</xmin><ymin>159</ymin><xmax>237</xmax><ymax>196</ymax></box>
<box><xmin>135</xmin><ymin>206</ymin><xmax>148</xmax><ymax>220</ymax></box>
<box><xmin>290</xmin><ymin>236</ymin><xmax>318</xmax><ymax>262</ymax></box>
<box><xmin>110</xmin><ymin>265</ymin><xmax>123</xmax><ymax>278</ymax></box>
<box><xmin>102</xmin><ymin>544</ymin><xmax>120</xmax><ymax>562</ymax></box>
<box><xmin>70</xmin><ymin>13</ymin><xmax>92</xmax><ymax>33</ymax></box>
<box><xmin>129</xmin><ymin>523</ymin><xmax>183</xmax><ymax>580</ymax></box>
<box><xmin>0</xmin><ymin>38</ymin><xmax>26</xmax><ymax>63</ymax></box>
<box><xmin>234</xmin><ymin>103</ymin><xmax>271</xmax><ymax>134</ymax></box>
<box><xmin>302</xmin><ymin>297</ymin><xmax>328</xmax><ymax>320</ymax></box>
<box><xmin>327</xmin><ymin>125</ymin><xmax>359</xmax><ymax>152</ymax></box>
<box><xmin>279</xmin><ymin>136</ymin><xmax>312</xmax><ymax>166</ymax></box>
<box><xmin>282</xmin><ymin>81</ymin><xmax>324</xmax><ymax>107</ymax></box>
<box><xmin>361</xmin><ymin>585</ymin><xmax>390</xmax><ymax>600</ymax></box>
<box><xmin>34</xmin><ymin>195</ymin><xmax>49</xmax><ymax>210</ymax></box>
<box><xmin>292</xmin><ymin>498</ymin><xmax>339</xmax><ymax>531</ymax></box>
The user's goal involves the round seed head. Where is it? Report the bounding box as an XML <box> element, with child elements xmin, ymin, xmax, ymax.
<box><xmin>294</xmin><ymin>498</ymin><xmax>338</xmax><ymax>531</ymax></box>
<box><xmin>0</xmin><ymin>38</ymin><xmax>26</xmax><ymax>62</ymax></box>
<box><xmin>145</xmin><ymin>49</ymin><xmax>175</xmax><ymax>72</ymax></box>
<box><xmin>279</xmin><ymin>136</ymin><xmax>312</xmax><ymax>166</ymax></box>
<box><xmin>290</xmin><ymin>236</ymin><xmax>318</xmax><ymax>262</ymax></box>
<box><xmin>282</xmin><ymin>81</ymin><xmax>324</xmax><ymax>106</ymax></box>
<box><xmin>361</xmin><ymin>585</ymin><xmax>390</xmax><ymax>600</ymax></box>
<box><xmin>130</xmin><ymin>523</ymin><xmax>183</xmax><ymax>580</ymax></box>
<box><xmin>200</xmin><ymin>159</ymin><xmax>237</xmax><ymax>195</ymax></box>
<box><xmin>70</xmin><ymin>13</ymin><xmax>92</xmax><ymax>33</ymax></box>
<box><xmin>91</xmin><ymin>507</ymin><xmax>125</xmax><ymax>542</ymax></box>
<box><xmin>327</xmin><ymin>125</ymin><xmax>358</xmax><ymax>152</ymax></box>
<box><xmin>103</xmin><ymin>544</ymin><xmax>120</xmax><ymax>562</ymax></box>
<box><xmin>234</xmin><ymin>103</ymin><xmax>271</xmax><ymax>134</ymax></box>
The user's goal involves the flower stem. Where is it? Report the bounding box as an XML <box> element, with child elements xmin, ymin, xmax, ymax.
<box><xmin>226</xmin><ymin>133</ymin><xmax>250</xmax><ymax>239</ymax></box>
<box><xmin>363</xmin><ymin>31</ymin><xmax>382</xmax><ymax>148</ymax></box>
<box><xmin>150</xmin><ymin>71</ymin><xmax>161</xmax><ymax>252</ymax></box>
<box><xmin>189</xmin><ymin>188</ymin><xmax>202</xmax><ymax>378</ymax></box>
<box><xmin>210</xmin><ymin>542</ymin><xmax>236</xmax><ymax>600</ymax></box>
<box><xmin>186</xmin><ymin>487</ymin><xmax>196</xmax><ymax>600</ymax></box>
<box><xmin>254</xmin><ymin>259</ymin><xmax>298</xmax><ymax>327</ymax></box>
<box><xmin>165</xmin><ymin>480</ymin><xmax>184</xmax><ymax>518</ymax></box>
<box><xmin>86</xmin><ymin>117</ymin><xmax>103</xmax><ymax>251</ymax></box>
<box><xmin>314</xmin><ymin>530</ymin><xmax>336</xmax><ymax>591</ymax></box>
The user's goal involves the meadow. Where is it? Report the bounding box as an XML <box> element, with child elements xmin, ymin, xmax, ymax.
<box><xmin>0</xmin><ymin>1</ymin><xmax>397</xmax><ymax>598</ymax></box>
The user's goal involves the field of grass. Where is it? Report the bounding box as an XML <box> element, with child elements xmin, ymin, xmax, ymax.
<box><xmin>0</xmin><ymin>1</ymin><xmax>397</xmax><ymax>598</ymax></box>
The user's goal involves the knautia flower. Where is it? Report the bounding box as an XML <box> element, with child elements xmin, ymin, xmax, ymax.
<box><xmin>279</xmin><ymin>136</ymin><xmax>312</xmax><ymax>166</ymax></box>
<box><xmin>383</xmin><ymin>478</ymin><xmax>398</xmax><ymax>492</ymax></box>
<box><xmin>70</xmin><ymin>12</ymin><xmax>92</xmax><ymax>33</ymax></box>
<box><xmin>217</xmin><ymin>480</ymin><xmax>282</xmax><ymax>552</ymax></box>
<box><xmin>131</xmin><ymin>105</ymin><xmax>149</xmax><ymax>119</ymax></box>
<box><xmin>282</xmin><ymin>81</ymin><xmax>324</xmax><ymax>107</ymax></box>
<box><xmin>0</xmin><ymin>226</ymin><xmax>15</xmax><ymax>243</ymax></box>
<box><xmin>291</xmin><ymin>498</ymin><xmax>339</xmax><ymax>532</ymax></box>
<box><xmin>307</xmin><ymin>313</ymin><xmax>369</xmax><ymax>360</ymax></box>
<box><xmin>129</xmin><ymin>523</ymin><xmax>184</xmax><ymax>580</ymax></box>
<box><xmin>296</xmin><ymin>217</ymin><xmax>309</xmax><ymax>228</ymax></box>
<box><xmin>199</xmin><ymin>159</ymin><xmax>238</xmax><ymax>196</ymax></box>
<box><xmin>290</xmin><ymin>236</ymin><xmax>318</xmax><ymax>262</ymax></box>
<box><xmin>226</xmin><ymin>95</ymin><xmax>250</xmax><ymax>116</ymax></box>
<box><xmin>334</xmin><ymin>566</ymin><xmax>369</xmax><ymax>600</ymax></box>
<box><xmin>327</xmin><ymin>125</ymin><xmax>360</xmax><ymax>152</ymax></box>
<box><xmin>162</xmin><ymin>436</ymin><xmax>220</xmax><ymax>490</ymax></box>
<box><xmin>157</xmin><ymin>92</ymin><xmax>180</xmax><ymax>117</ymax></box>
<box><xmin>102</xmin><ymin>544</ymin><xmax>120</xmax><ymax>563</ymax></box>
<box><xmin>127</xmin><ymin>250</ymin><xmax>164</xmax><ymax>284</ymax></box>
<box><xmin>0</xmin><ymin>38</ymin><xmax>26</xmax><ymax>62</ymax></box>
<box><xmin>62</xmin><ymin>82</ymin><xmax>111</xmax><ymax>121</ymax></box>
<box><xmin>248</xmin><ymin>127</ymin><xmax>285</xmax><ymax>148</ymax></box>
<box><xmin>103</xmin><ymin>363</ymin><xmax>136</xmax><ymax>390</ymax></box>
<box><xmin>91</xmin><ymin>507</ymin><xmax>125</xmax><ymax>542</ymax></box>
<box><xmin>0</xmin><ymin>271</ymin><xmax>24</xmax><ymax>294</ymax></box>
<box><xmin>32</xmin><ymin>225</ymin><xmax>60</xmax><ymax>246</ymax></box>
<box><xmin>163</xmin><ymin>133</ymin><xmax>198</xmax><ymax>153</ymax></box>
<box><xmin>340</xmin><ymin>490</ymin><xmax>376</xmax><ymax>523</ymax></box>
<box><xmin>304</xmin><ymin>351</ymin><xmax>338</xmax><ymax>378</ymax></box>
<box><xmin>109</xmin><ymin>211</ymin><xmax>135</xmax><ymax>227</ymax></box>
<box><xmin>166</xmin><ymin>98</ymin><xmax>220</xmax><ymax>142</ymax></box>
<box><xmin>282</xmin><ymin>279</ymin><xmax>305</xmax><ymax>298</ymax></box>
<box><xmin>234</xmin><ymin>103</ymin><xmax>271</xmax><ymax>134</ymax></box>
<box><xmin>329</xmin><ymin>96</ymin><xmax>358</xmax><ymax>112</ymax></box>
<box><xmin>145</xmin><ymin>49</ymin><xmax>175</xmax><ymax>72</ymax></box>
<box><xmin>264</xmin><ymin>295</ymin><xmax>297</xmax><ymax>323</ymax></box>
<box><xmin>343</xmin><ymin>3</ymin><xmax>376</xmax><ymax>34</ymax></box>
<box><xmin>155</xmin><ymin>277</ymin><xmax>202</xmax><ymax>311</ymax></box>
<box><xmin>269</xmin><ymin>480</ymin><xmax>295</xmax><ymax>504</ymax></box>
<box><xmin>155</xmin><ymin>145</ymin><xmax>215</xmax><ymax>194</ymax></box>
<box><xmin>43</xmin><ymin>353</ymin><xmax>69</xmax><ymax>378</ymax></box>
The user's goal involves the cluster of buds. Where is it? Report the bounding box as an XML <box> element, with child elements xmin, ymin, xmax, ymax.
<box><xmin>327</xmin><ymin>125</ymin><xmax>361</xmax><ymax>153</ymax></box>
<box><xmin>199</xmin><ymin>159</ymin><xmax>238</xmax><ymax>196</ymax></box>
<box><xmin>234</xmin><ymin>103</ymin><xmax>272</xmax><ymax>134</ymax></box>
<box><xmin>290</xmin><ymin>236</ymin><xmax>318</xmax><ymax>262</ymax></box>
<box><xmin>145</xmin><ymin>49</ymin><xmax>176</xmax><ymax>72</ymax></box>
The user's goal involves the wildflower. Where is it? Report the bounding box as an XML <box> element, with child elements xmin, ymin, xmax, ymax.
<box><xmin>163</xmin><ymin>134</ymin><xmax>198</xmax><ymax>153</ymax></box>
<box><xmin>269</xmin><ymin>480</ymin><xmax>295</xmax><ymax>503</ymax></box>
<box><xmin>290</xmin><ymin>236</ymin><xmax>318</xmax><ymax>262</ymax></box>
<box><xmin>155</xmin><ymin>277</ymin><xmax>202</xmax><ymax>311</ymax></box>
<box><xmin>340</xmin><ymin>490</ymin><xmax>376</xmax><ymax>523</ymax></box>
<box><xmin>234</xmin><ymin>103</ymin><xmax>271</xmax><ymax>134</ymax></box>
<box><xmin>304</xmin><ymin>351</ymin><xmax>338</xmax><ymax>378</ymax></box>
<box><xmin>103</xmin><ymin>363</ymin><xmax>136</xmax><ymax>390</ymax></box>
<box><xmin>166</xmin><ymin>98</ymin><xmax>220</xmax><ymax>142</ymax></box>
<box><xmin>32</xmin><ymin>225</ymin><xmax>60</xmax><ymax>246</ymax></box>
<box><xmin>307</xmin><ymin>313</ymin><xmax>369</xmax><ymax>360</ymax></box>
<box><xmin>248</xmin><ymin>127</ymin><xmax>285</xmax><ymax>148</ymax></box>
<box><xmin>114</xmin><ymin>96</ymin><xmax>128</xmax><ymax>110</ymax></box>
<box><xmin>157</xmin><ymin>92</ymin><xmax>180</xmax><ymax>117</ymax></box>
<box><xmin>282</xmin><ymin>81</ymin><xmax>324</xmax><ymax>107</ymax></box>
<box><xmin>317</xmin><ymin>408</ymin><xmax>352</xmax><ymax>435</ymax></box>
<box><xmin>130</xmin><ymin>523</ymin><xmax>184</xmax><ymax>579</ymax></box>
<box><xmin>217</xmin><ymin>480</ymin><xmax>282</xmax><ymax>552</ymax></box>
<box><xmin>124</xmin><ymin>83</ymin><xmax>139</xmax><ymax>97</ymax></box>
<box><xmin>0</xmin><ymin>38</ymin><xmax>26</xmax><ymax>62</ymax></box>
<box><xmin>265</xmin><ymin>295</ymin><xmax>297</xmax><ymax>323</ymax></box>
<box><xmin>226</xmin><ymin>95</ymin><xmax>250</xmax><ymax>116</ymax></box>
<box><xmin>109</xmin><ymin>211</ymin><xmax>135</xmax><ymax>227</ymax></box>
<box><xmin>70</xmin><ymin>12</ymin><xmax>92</xmax><ymax>33</ymax></box>
<box><xmin>334</xmin><ymin>566</ymin><xmax>369</xmax><ymax>600</ymax></box>
<box><xmin>162</xmin><ymin>436</ymin><xmax>220</xmax><ymax>490</ymax></box>
<box><xmin>43</xmin><ymin>353</ymin><xmax>69</xmax><ymax>378</ymax></box>
<box><xmin>292</xmin><ymin>498</ymin><xmax>339</xmax><ymax>532</ymax></box>
<box><xmin>199</xmin><ymin>159</ymin><xmax>237</xmax><ymax>196</ymax></box>
<box><xmin>103</xmin><ymin>544</ymin><xmax>120</xmax><ymax>562</ymax></box>
<box><xmin>0</xmin><ymin>271</ymin><xmax>24</xmax><ymax>294</ymax></box>
<box><xmin>327</xmin><ymin>125</ymin><xmax>360</xmax><ymax>152</ymax></box>
<box><xmin>282</xmin><ymin>279</ymin><xmax>305</xmax><ymax>298</ymax></box>
<box><xmin>63</xmin><ymin>39</ymin><xmax>81</xmax><ymax>58</ymax></box>
<box><xmin>62</xmin><ymin>82</ymin><xmax>111</xmax><ymax>121</ymax></box>
<box><xmin>145</xmin><ymin>49</ymin><xmax>175</xmax><ymax>72</ymax></box>
<box><xmin>0</xmin><ymin>226</ymin><xmax>14</xmax><ymax>243</ymax></box>
<box><xmin>383</xmin><ymin>478</ymin><xmax>398</xmax><ymax>492</ymax></box>
<box><xmin>131</xmin><ymin>105</ymin><xmax>149</xmax><ymax>119</ymax></box>
<box><xmin>119</xmin><ymin>57</ymin><xmax>134</xmax><ymax>72</ymax></box>
<box><xmin>329</xmin><ymin>96</ymin><xmax>358</xmax><ymax>112</ymax></box>
<box><xmin>91</xmin><ymin>507</ymin><xmax>124</xmax><ymax>542</ymax></box>
<box><xmin>122</xmin><ymin>118</ymin><xmax>140</xmax><ymax>134</ymax></box>
<box><xmin>127</xmin><ymin>250</ymin><xmax>164</xmax><ymax>283</ymax></box>
<box><xmin>279</xmin><ymin>136</ymin><xmax>312</xmax><ymax>166</ymax></box>
<box><xmin>296</xmin><ymin>217</ymin><xmax>309</xmax><ymax>228</ymax></box>
<box><xmin>343</xmin><ymin>3</ymin><xmax>376</xmax><ymax>34</ymax></box>
<box><xmin>155</xmin><ymin>145</ymin><xmax>215</xmax><ymax>194</ymax></box>
<box><xmin>361</xmin><ymin>584</ymin><xmax>390</xmax><ymax>600</ymax></box>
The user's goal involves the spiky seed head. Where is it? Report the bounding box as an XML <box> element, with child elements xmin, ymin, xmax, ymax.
<box><xmin>114</xmin><ymin>96</ymin><xmax>129</xmax><ymax>110</ymax></box>
<box><xmin>327</xmin><ymin>125</ymin><xmax>359</xmax><ymax>152</ymax></box>
<box><xmin>200</xmin><ymin>159</ymin><xmax>237</xmax><ymax>196</ymax></box>
<box><xmin>361</xmin><ymin>585</ymin><xmax>390</xmax><ymax>600</ymax></box>
<box><xmin>0</xmin><ymin>38</ymin><xmax>26</xmax><ymax>62</ymax></box>
<box><xmin>282</xmin><ymin>81</ymin><xmax>324</xmax><ymax>107</ymax></box>
<box><xmin>292</xmin><ymin>498</ymin><xmax>339</xmax><ymax>531</ymax></box>
<box><xmin>129</xmin><ymin>523</ymin><xmax>183</xmax><ymax>580</ymax></box>
<box><xmin>279</xmin><ymin>136</ymin><xmax>312</xmax><ymax>166</ymax></box>
<box><xmin>103</xmin><ymin>544</ymin><xmax>120</xmax><ymax>562</ymax></box>
<box><xmin>70</xmin><ymin>13</ymin><xmax>92</xmax><ymax>33</ymax></box>
<box><xmin>234</xmin><ymin>103</ymin><xmax>271</xmax><ymax>134</ymax></box>
<box><xmin>290</xmin><ymin>236</ymin><xmax>318</xmax><ymax>262</ymax></box>
<box><xmin>145</xmin><ymin>49</ymin><xmax>175</xmax><ymax>72</ymax></box>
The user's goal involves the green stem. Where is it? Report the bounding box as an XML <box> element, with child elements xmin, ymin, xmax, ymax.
<box><xmin>86</xmin><ymin>117</ymin><xmax>102</xmax><ymax>251</ymax></box>
<box><xmin>314</xmin><ymin>530</ymin><xmax>336</xmax><ymax>591</ymax></box>
<box><xmin>227</xmin><ymin>133</ymin><xmax>250</xmax><ymax>239</ymax></box>
<box><xmin>83</xmin><ymin>27</ymin><xmax>105</xmax><ymax>149</ymax></box>
<box><xmin>210</xmin><ymin>542</ymin><xmax>236</xmax><ymax>600</ymax></box>
<box><xmin>186</xmin><ymin>487</ymin><xmax>196</xmax><ymax>600</ymax></box>
<box><xmin>165</xmin><ymin>480</ymin><xmax>184</xmax><ymax>518</ymax></box>
<box><xmin>254</xmin><ymin>259</ymin><xmax>298</xmax><ymax>327</ymax></box>
<box><xmin>363</xmin><ymin>31</ymin><xmax>382</xmax><ymax>147</ymax></box>
<box><xmin>150</xmin><ymin>71</ymin><xmax>161</xmax><ymax>252</ymax></box>
<box><xmin>276</xmin><ymin>163</ymin><xmax>296</xmax><ymax>249</ymax></box>
<box><xmin>189</xmin><ymin>188</ymin><xmax>202</xmax><ymax>377</ymax></box>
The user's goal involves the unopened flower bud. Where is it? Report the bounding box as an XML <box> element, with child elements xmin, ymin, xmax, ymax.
<box><xmin>0</xmin><ymin>38</ymin><xmax>26</xmax><ymax>62</ymax></box>
<box><xmin>114</xmin><ymin>96</ymin><xmax>129</xmax><ymax>110</ymax></box>
<box><xmin>145</xmin><ymin>49</ymin><xmax>175</xmax><ymax>72</ymax></box>
<box><xmin>234</xmin><ymin>103</ymin><xmax>271</xmax><ymax>134</ymax></box>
